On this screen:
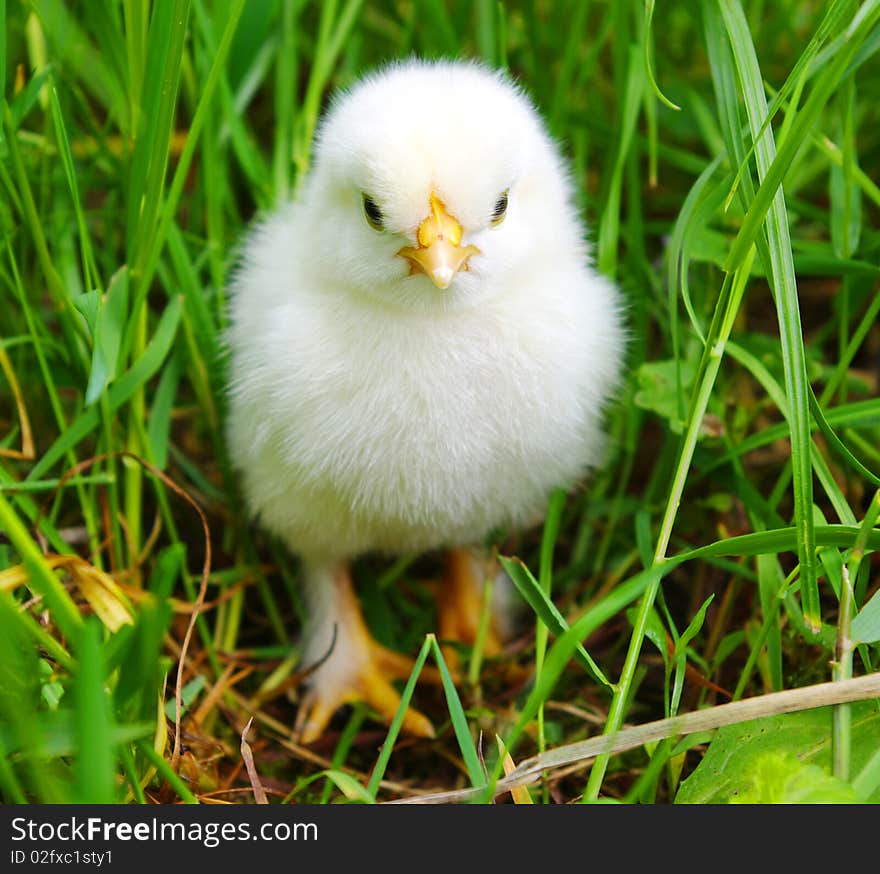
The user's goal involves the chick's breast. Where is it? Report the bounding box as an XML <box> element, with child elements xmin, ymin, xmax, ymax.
<box><xmin>226</xmin><ymin>203</ymin><xmax>622</xmax><ymax>563</ymax></box>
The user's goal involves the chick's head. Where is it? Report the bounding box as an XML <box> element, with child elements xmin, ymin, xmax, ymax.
<box><xmin>302</xmin><ymin>59</ymin><xmax>582</xmax><ymax>310</ymax></box>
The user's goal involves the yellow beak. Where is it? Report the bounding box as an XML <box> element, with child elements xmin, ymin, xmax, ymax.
<box><xmin>397</xmin><ymin>194</ymin><xmax>479</xmax><ymax>289</ymax></box>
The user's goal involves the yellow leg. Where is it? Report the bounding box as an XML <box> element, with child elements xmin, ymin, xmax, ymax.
<box><xmin>294</xmin><ymin>563</ymin><xmax>435</xmax><ymax>744</ymax></box>
<box><xmin>436</xmin><ymin>548</ymin><xmax>504</xmax><ymax>670</ymax></box>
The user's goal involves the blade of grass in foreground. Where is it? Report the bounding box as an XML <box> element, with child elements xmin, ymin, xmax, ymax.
<box><xmin>367</xmin><ymin>635</ymin><xmax>433</xmax><ymax>799</ymax></box>
<box><xmin>583</xmin><ymin>246</ymin><xmax>756</xmax><ymax>800</ymax></box>
<box><xmin>0</xmin><ymin>492</ymin><xmax>84</xmax><ymax>640</ymax></box>
<box><xmin>429</xmin><ymin>636</ymin><xmax>484</xmax><ymax>790</ymax></box>
<box><xmin>367</xmin><ymin>633</ymin><xmax>484</xmax><ymax>798</ymax></box>
<box><xmin>498</xmin><ymin>554</ymin><xmax>610</xmax><ymax>685</ymax></box>
<box><xmin>73</xmin><ymin>620</ymin><xmax>115</xmax><ymax>803</ymax></box>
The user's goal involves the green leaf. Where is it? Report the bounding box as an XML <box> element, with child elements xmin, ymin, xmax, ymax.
<box><xmin>125</xmin><ymin>0</ymin><xmax>192</xmax><ymax>272</ymax></box>
<box><xmin>627</xmin><ymin>604</ymin><xmax>667</xmax><ymax>663</ymax></box>
<box><xmin>85</xmin><ymin>267</ymin><xmax>130</xmax><ymax>406</ymax></box>
<box><xmin>163</xmin><ymin>674</ymin><xmax>206</xmax><ymax>720</ymax></box>
<box><xmin>0</xmin><ymin>494</ymin><xmax>84</xmax><ymax>640</ymax></box>
<box><xmin>634</xmin><ymin>359</ymin><xmax>698</xmax><ymax>433</ymax></box>
<box><xmin>111</xmin><ymin>546</ymin><xmax>180</xmax><ymax>719</ymax></box>
<box><xmin>724</xmin><ymin>0</ymin><xmax>880</xmax><ymax>272</ymax></box>
<box><xmin>729</xmin><ymin>753</ymin><xmax>859</xmax><ymax>804</ymax></box>
<box><xmin>852</xmin><ymin>747</ymin><xmax>880</xmax><ymax>800</ymax></box>
<box><xmin>0</xmin><ymin>592</ymin><xmax>42</xmax><ymax>740</ymax></box>
<box><xmin>851</xmin><ymin>588</ymin><xmax>880</xmax><ymax>644</ymax></box>
<box><xmin>643</xmin><ymin>0</ymin><xmax>681</xmax><ymax>111</ymax></box>
<box><xmin>123</xmin><ymin>0</ymin><xmax>246</xmax><ymax>361</ymax></box>
<box><xmin>72</xmin><ymin>289</ymin><xmax>101</xmax><ymax>335</ymax></box>
<box><xmin>146</xmin><ymin>347</ymin><xmax>182</xmax><ymax>470</ymax></box>
<box><xmin>677</xmin><ymin>595</ymin><xmax>715</xmax><ymax>653</ymax></box>
<box><xmin>676</xmin><ymin>702</ymin><xmax>880</xmax><ymax>803</ymax></box>
<box><xmin>671</xmin><ymin>594</ymin><xmax>714</xmax><ymax>714</ymax></box>
<box><xmin>39</xmin><ymin>659</ymin><xmax>65</xmax><ymax>711</ymax></box>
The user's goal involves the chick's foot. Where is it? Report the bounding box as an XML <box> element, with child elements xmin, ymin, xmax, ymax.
<box><xmin>436</xmin><ymin>548</ymin><xmax>504</xmax><ymax>674</ymax></box>
<box><xmin>295</xmin><ymin>563</ymin><xmax>435</xmax><ymax>744</ymax></box>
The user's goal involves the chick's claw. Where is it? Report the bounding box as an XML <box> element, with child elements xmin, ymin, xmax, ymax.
<box><xmin>292</xmin><ymin>561</ymin><xmax>442</xmax><ymax>744</ymax></box>
<box><xmin>373</xmin><ymin>642</ymin><xmax>443</xmax><ymax>687</ymax></box>
<box><xmin>294</xmin><ymin>652</ymin><xmax>435</xmax><ymax>744</ymax></box>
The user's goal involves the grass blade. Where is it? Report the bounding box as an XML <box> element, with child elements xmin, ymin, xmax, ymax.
<box><xmin>73</xmin><ymin>619</ymin><xmax>115</xmax><ymax>802</ymax></box>
<box><xmin>719</xmin><ymin>0</ymin><xmax>831</xmax><ymax>630</ymax></box>
<box><xmin>498</xmin><ymin>554</ymin><xmax>610</xmax><ymax>686</ymax></box>
<box><xmin>429</xmin><ymin>636</ymin><xmax>484</xmax><ymax>789</ymax></box>
<box><xmin>366</xmin><ymin>634</ymin><xmax>433</xmax><ymax>798</ymax></box>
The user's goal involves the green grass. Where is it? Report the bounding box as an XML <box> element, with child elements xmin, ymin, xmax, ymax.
<box><xmin>1</xmin><ymin>0</ymin><xmax>879</xmax><ymax>804</ymax></box>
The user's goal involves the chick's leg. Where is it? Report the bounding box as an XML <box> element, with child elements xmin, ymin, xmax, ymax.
<box><xmin>294</xmin><ymin>561</ymin><xmax>434</xmax><ymax>744</ymax></box>
<box><xmin>437</xmin><ymin>548</ymin><xmax>504</xmax><ymax>669</ymax></box>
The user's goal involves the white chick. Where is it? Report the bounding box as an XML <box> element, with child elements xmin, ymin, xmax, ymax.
<box><xmin>226</xmin><ymin>59</ymin><xmax>624</xmax><ymax>743</ymax></box>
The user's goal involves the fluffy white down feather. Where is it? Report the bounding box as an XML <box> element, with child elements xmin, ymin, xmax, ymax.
<box><xmin>227</xmin><ymin>60</ymin><xmax>624</xmax><ymax>570</ymax></box>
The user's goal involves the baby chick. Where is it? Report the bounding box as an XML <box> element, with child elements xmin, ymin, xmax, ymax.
<box><xmin>226</xmin><ymin>59</ymin><xmax>624</xmax><ymax>743</ymax></box>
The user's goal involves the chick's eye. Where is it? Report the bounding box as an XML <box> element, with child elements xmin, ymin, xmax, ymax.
<box><xmin>362</xmin><ymin>194</ymin><xmax>384</xmax><ymax>231</ymax></box>
<box><xmin>491</xmin><ymin>191</ymin><xmax>509</xmax><ymax>226</ymax></box>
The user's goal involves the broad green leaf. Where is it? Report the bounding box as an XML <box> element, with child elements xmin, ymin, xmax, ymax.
<box><xmin>853</xmin><ymin>747</ymin><xmax>880</xmax><ymax>800</ymax></box>
<box><xmin>729</xmin><ymin>753</ymin><xmax>859</xmax><ymax>803</ymax></box>
<box><xmin>72</xmin><ymin>289</ymin><xmax>101</xmax><ymax>335</ymax></box>
<box><xmin>676</xmin><ymin>702</ymin><xmax>880</xmax><ymax>803</ymax></box>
